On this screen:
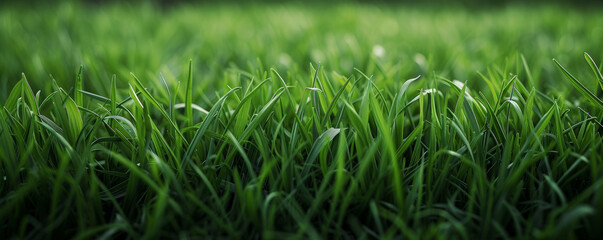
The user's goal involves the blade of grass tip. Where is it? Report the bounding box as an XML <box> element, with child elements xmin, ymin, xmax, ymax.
<box><xmin>3</xmin><ymin>78</ymin><xmax>22</xmax><ymax>111</ymax></box>
<box><xmin>39</xmin><ymin>121</ymin><xmax>74</xmax><ymax>153</ymax></box>
<box><xmin>21</xmin><ymin>73</ymin><xmax>39</xmax><ymax>116</ymax></box>
<box><xmin>355</xmin><ymin>68</ymin><xmax>388</xmax><ymax>110</ymax></box>
<box><xmin>576</xmin><ymin>106</ymin><xmax>603</xmax><ymax>130</ymax></box>
<box><xmin>521</xmin><ymin>88</ymin><xmax>536</xmax><ymax>138</ymax></box>
<box><xmin>450</xmin><ymin>118</ymin><xmax>475</xmax><ymax>161</ymax></box>
<box><xmin>506</xmin><ymin>78</ymin><xmax>516</xmax><ymax>134</ymax></box>
<box><xmin>358</xmin><ymin>80</ymin><xmax>373</xmax><ymax>142</ymax></box>
<box><xmin>109</xmin><ymin>74</ymin><xmax>118</xmax><ymax>140</ymax></box>
<box><xmin>38</xmin><ymin>91</ymin><xmax>59</xmax><ymax>109</ymax></box>
<box><xmin>105</xmin><ymin>115</ymin><xmax>137</xmax><ymax>139</ymax></box>
<box><xmin>225</xmin><ymin>131</ymin><xmax>256</xmax><ymax>179</ymax></box>
<box><xmin>369</xmin><ymin>86</ymin><xmax>403</xmax><ymax>207</ymax></box>
<box><xmin>129</xmin><ymin>84</ymin><xmax>144</xmax><ymax>109</ymax></box>
<box><xmin>182</xmin><ymin>87</ymin><xmax>240</xmax><ymax>169</ymax></box>
<box><xmin>395</xmin><ymin>88</ymin><xmax>425</xmax><ymax>158</ymax></box>
<box><xmin>75</xmin><ymin>65</ymin><xmax>83</xmax><ymax>106</ymax></box>
<box><xmin>313</xmin><ymin>64</ymin><xmax>329</xmax><ymax>101</ymax></box>
<box><xmin>130</xmin><ymin>72</ymin><xmax>188</xmax><ymax>145</ymax></box>
<box><xmin>230</xmin><ymin>78</ymin><xmax>255</xmax><ymax>137</ymax></box>
<box><xmin>553</xmin><ymin>59</ymin><xmax>603</xmax><ymax>109</ymax></box>
<box><xmin>172</xmin><ymin>80</ymin><xmax>181</xmax><ymax>121</ymax></box>
<box><xmin>58</xmin><ymin>88</ymin><xmax>83</xmax><ymax>144</ymax></box>
<box><xmin>392</xmin><ymin>75</ymin><xmax>421</xmax><ymax>128</ymax></box>
<box><xmin>159</xmin><ymin>73</ymin><xmax>172</xmax><ymax>118</ymax></box>
<box><xmin>238</xmin><ymin>87</ymin><xmax>286</xmax><ymax>142</ymax></box>
<box><xmin>186</xmin><ymin>59</ymin><xmax>193</xmax><ymax>130</ymax></box>
<box><xmin>479</xmin><ymin>91</ymin><xmax>506</xmax><ymax>143</ymax></box>
<box><xmin>35</xmin><ymin>90</ymin><xmax>41</xmax><ymax>108</ymax></box>
<box><xmin>174</xmin><ymin>103</ymin><xmax>208</xmax><ymax>115</ymax></box>
<box><xmin>321</xmin><ymin>75</ymin><xmax>352</xmax><ymax>126</ymax></box>
<box><xmin>77</xmin><ymin>90</ymin><xmax>110</xmax><ymax>103</ymax></box>
<box><xmin>398</xmin><ymin>75</ymin><xmax>421</xmax><ymax>101</ymax></box>
<box><xmin>271</xmin><ymin>68</ymin><xmax>311</xmax><ymax>143</ymax></box>
<box><xmin>521</xmin><ymin>54</ymin><xmax>534</xmax><ymax>87</ymax></box>
<box><xmin>271</xmin><ymin>68</ymin><xmax>296</xmax><ymax>104</ymax></box>
<box><xmin>111</xmin><ymin>75</ymin><xmax>117</xmax><ymax>114</ymax></box>
<box><xmin>513</xmin><ymin>104</ymin><xmax>554</xmax><ymax>163</ymax></box>
<box><xmin>223</xmin><ymin>78</ymin><xmax>271</xmax><ymax>136</ymax></box>
<box><xmin>305</xmin><ymin>87</ymin><xmax>322</xmax><ymax>92</ymax></box>
<box><xmin>495</xmin><ymin>75</ymin><xmax>517</xmax><ymax>113</ymax></box>
<box><xmin>301</xmin><ymin>127</ymin><xmax>340</xmax><ymax>178</ymax></box>
<box><xmin>584</xmin><ymin>52</ymin><xmax>603</xmax><ymax>91</ymax></box>
<box><xmin>463</xmin><ymin>91</ymin><xmax>481</xmax><ymax>134</ymax></box>
<box><xmin>453</xmin><ymin>80</ymin><xmax>468</xmax><ymax>114</ymax></box>
<box><xmin>311</xmin><ymin>63</ymin><xmax>321</xmax><ymax>121</ymax></box>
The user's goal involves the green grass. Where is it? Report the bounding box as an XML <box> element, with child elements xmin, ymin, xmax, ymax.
<box><xmin>1</xmin><ymin>1</ymin><xmax>603</xmax><ymax>239</ymax></box>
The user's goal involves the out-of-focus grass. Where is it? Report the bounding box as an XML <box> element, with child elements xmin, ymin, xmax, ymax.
<box><xmin>1</xmin><ymin>2</ymin><xmax>602</xmax><ymax>98</ymax></box>
<box><xmin>1</xmin><ymin>1</ymin><xmax>603</xmax><ymax>239</ymax></box>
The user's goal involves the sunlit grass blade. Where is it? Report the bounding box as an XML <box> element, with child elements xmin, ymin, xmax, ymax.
<box><xmin>130</xmin><ymin>72</ymin><xmax>188</xmax><ymax>145</ymax></box>
<box><xmin>21</xmin><ymin>73</ymin><xmax>39</xmax><ymax>115</ymax></box>
<box><xmin>182</xmin><ymin>87</ymin><xmax>240</xmax><ymax>168</ymax></box>
<box><xmin>584</xmin><ymin>52</ymin><xmax>603</xmax><ymax>91</ymax></box>
<box><xmin>554</xmin><ymin>58</ymin><xmax>603</xmax><ymax>109</ymax></box>
<box><xmin>186</xmin><ymin>59</ymin><xmax>194</xmax><ymax>130</ymax></box>
<box><xmin>75</xmin><ymin>65</ymin><xmax>83</xmax><ymax>106</ymax></box>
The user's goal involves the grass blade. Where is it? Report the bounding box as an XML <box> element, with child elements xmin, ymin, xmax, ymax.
<box><xmin>554</xmin><ymin>58</ymin><xmax>603</xmax><ymax>109</ymax></box>
<box><xmin>584</xmin><ymin>52</ymin><xmax>603</xmax><ymax>91</ymax></box>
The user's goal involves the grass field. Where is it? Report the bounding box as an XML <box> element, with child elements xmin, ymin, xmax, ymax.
<box><xmin>1</xmin><ymin>1</ymin><xmax>603</xmax><ymax>239</ymax></box>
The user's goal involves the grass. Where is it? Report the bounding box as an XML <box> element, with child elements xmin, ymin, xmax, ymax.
<box><xmin>1</xmin><ymin>1</ymin><xmax>603</xmax><ymax>239</ymax></box>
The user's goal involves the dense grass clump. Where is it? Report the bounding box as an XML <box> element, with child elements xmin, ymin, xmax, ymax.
<box><xmin>1</xmin><ymin>2</ymin><xmax>603</xmax><ymax>239</ymax></box>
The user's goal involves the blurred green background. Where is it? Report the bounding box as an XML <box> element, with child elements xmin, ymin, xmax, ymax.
<box><xmin>1</xmin><ymin>0</ymin><xmax>602</xmax><ymax>101</ymax></box>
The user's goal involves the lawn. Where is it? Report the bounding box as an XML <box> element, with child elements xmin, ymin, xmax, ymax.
<box><xmin>1</xmin><ymin>1</ymin><xmax>603</xmax><ymax>239</ymax></box>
